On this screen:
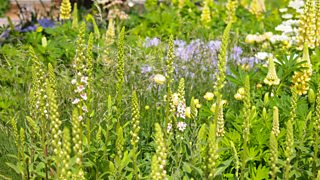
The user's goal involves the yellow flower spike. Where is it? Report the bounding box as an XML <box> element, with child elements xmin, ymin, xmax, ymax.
<box><xmin>264</xmin><ymin>57</ymin><xmax>280</xmax><ymax>86</ymax></box>
<box><xmin>201</xmin><ymin>1</ymin><xmax>211</xmax><ymax>27</ymax></box>
<box><xmin>204</xmin><ymin>92</ymin><xmax>214</xmax><ymax>101</ymax></box>
<box><xmin>292</xmin><ymin>43</ymin><xmax>312</xmax><ymax>95</ymax></box>
<box><xmin>297</xmin><ymin>0</ymin><xmax>316</xmax><ymax>49</ymax></box>
<box><xmin>226</xmin><ymin>0</ymin><xmax>238</xmax><ymax>23</ymax></box>
<box><xmin>60</xmin><ymin>0</ymin><xmax>71</xmax><ymax>20</ymax></box>
<box><xmin>106</xmin><ymin>19</ymin><xmax>115</xmax><ymax>45</ymax></box>
<box><xmin>249</xmin><ymin>0</ymin><xmax>266</xmax><ymax>18</ymax></box>
<box><xmin>316</xmin><ymin>0</ymin><xmax>320</xmax><ymax>46</ymax></box>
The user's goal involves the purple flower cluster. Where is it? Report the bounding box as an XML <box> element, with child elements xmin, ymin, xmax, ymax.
<box><xmin>38</xmin><ymin>18</ymin><xmax>55</xmax><ymax>28</ymax></box>
<box><xmin>18</xmin><ymin>18</ymin><xmax>55</xmax><ymax>32</ymax></box>
<box><xmin>145</xmin><ymin>37</ymin><xmax>160</xmax><ymax>48</ymax></box>
<box><xmin>141</xmin><ymin>64</ymin><xmax>153</xmax><ymax>74</ymax></box>
<box><xmin>142</xmin><ymin>37</ymin><xmax>261</xmax><ymax>81</ymax></box>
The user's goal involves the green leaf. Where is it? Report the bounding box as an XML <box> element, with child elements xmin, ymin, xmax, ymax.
<box><xmin>5</xmin><ymin>162</ymin><xmax>24</xmax><ymax>175</ymax></box>
<box><xmin>182</xmin><ymin>162</ymin><xmax>192</xmax><ymax>173</ymax></box>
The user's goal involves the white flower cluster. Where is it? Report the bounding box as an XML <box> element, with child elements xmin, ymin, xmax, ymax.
<box><xmin>245</xmin><ymin>0</ymin><xmax>304</xmax><ymax>47</ymax></box>
<box><xmin>71</xmin><ymin>75</ymin><xmax>89</xmax><ymax>118</ymax></box>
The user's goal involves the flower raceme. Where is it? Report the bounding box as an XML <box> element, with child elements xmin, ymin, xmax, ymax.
<box><xmin>60</xmin><ymin>0</ymin><xmax>71</xmax><ymax>20</ymax></box>
<box><xmin>264</xmin><ymin>57</ymin><xmax>280</xmax><ymax>86</ymax></box>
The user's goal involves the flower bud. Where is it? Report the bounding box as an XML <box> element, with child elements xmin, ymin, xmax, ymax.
<box><xmin>308</xmin><ymin>88</ymin><xmax>316</xmax><ymax>104</ymax></box>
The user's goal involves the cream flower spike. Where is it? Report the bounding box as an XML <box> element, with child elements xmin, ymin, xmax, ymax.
<box><xmin>264</xmin><ymin>57</ymin><xmax>280</xmax><ymax>86</ymax></box>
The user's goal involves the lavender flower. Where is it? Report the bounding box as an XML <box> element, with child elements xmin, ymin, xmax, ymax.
<box><xmin>145</xmin><ymin>37</ymin><xmax>160</xmax><ymax>48</ymax></box>
<box><xmin>207</xmin><ymin>40</ymin><xmax>221</xmax><ymax>52</ymax></box>
<box><xmin>239</xmin><ymin>57</ymin><xmax>259</xmax><ymax>68</ymax></box>
<box><xmin>232</xmin><ymin>46</ymin><xmax>243</xmax><ymax>61</ymax></box>
<box><xmin>38</xmin><ymin>18</ymin><xmax>55</xmax><ymax>28</ymax></box>
<box><xmin>20</xmin><ymin>25</ymin><xmax>37</xmax><ymax>32</ymax></box>
<box><xmin>141</xmin><ymin>64</ymin><xmax>153</xmax><ymax>74</ymax></box>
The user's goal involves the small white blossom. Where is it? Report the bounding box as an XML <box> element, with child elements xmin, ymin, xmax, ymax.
<box><xmin>176</xmin><ymin>102</ymin><xmax>186</xmax><ymax>119</ymax></box>
<box><xmin>255</xmin><ymin>52</ymin><xmax>272</xmax><ymax>60</ymax></box>
<box><xmin>288</xmin><ymin>0</ymin><xmax>304</xmax><ymax>11</ymax></box>
<box><xmin>82</xmin><ymin>105</ymin><xmax>88</xmax><ymax>112</ymax></box>
<box><xmin>72</xmin><ymin>98</ymin><xmax>80</xmax><ymax>104</ymax></box>
<box><xmin>71</xmin><ymin>79</ymin><xmax>77</xmax><ymax>85</ymax></box>
<box><xmin>177</xmin><ymin>121</ymin><xmax>187</xmax><ymax>132</ymax></box>
<box><xmin>80</xmin><ymin>93</ymin><xmax>87</xmax><ymax>100</ymax></box>
<box><xmin>279</xmin><ymin>8</ymin><xmax>288</xmax><ymax>13</ymax></box>
<box><xmin>81</xmin><ymin>76</ymin><xmax>88</xmax><ymax>84</ymax></box>
<box><xmin>282</xmin><ymin>14</ymin><xmax>293</xmax><ymax>19</ymax></box>
<box><xmin>77</xmin><ymin>85</ymin><xmax>85</xmax><ymax>93</ymax></box>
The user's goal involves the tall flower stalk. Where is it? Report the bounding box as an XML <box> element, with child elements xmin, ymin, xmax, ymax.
<box><xmin>150</xmin><ymin>123</ymin><xmax>167</xmax><ymax>179</ymax></box>
<box><xmin>29</xmin><ymin>46</ymin><xmax>49</xmax><ymax>179</ymax></box>
<box><xmin>59</xmin><ymin>128</ymin><xmax>71</xmax><ymax>179</ymax></box>
<box><xmin>269</xmin><ymin>132</ymin><xmax>278</xmax><ymax>180</ymax></box>
<box><xmin>207</xmin><ymin>123</ymin><xmax>219</xmax><ymax>179</ymax></box>
<box><xmin>60</xmin><ymin>0</ymin><xmax>71</xmax><ymax>20</ymax></box>
<box><xmin>213</xmin><ymin>21</ymin><xmax>232</xmax><ymax>139</ymax></box>
<box><xmin>72</xmin><ymin>108</ymin><xmax>85</xmax><ymax>179</ymax></box>
<box><xmin>313</xmin><ymin>81</ymin><xmax>320</xmax><ymax>175</ymax></box>
<box><xmin>131</xmin><ymin>91</ymin><xmax>140</xmax><ymax>180</ymax></box>
<box><xmin>165</xmin><ymin>35</ymin><xmax>175</xmax><ymax>136</ymax></box>
<box><xmin>116</xmin><ymin>27</ymin><xmax>125</xmax><ymax>113</ymax></box>
<box><xmin>297</xmin><ymin>0</ymin><xmax>316</xmax><ymax>49</ymax></box>
<box><xmin>284</xmin><ymin>89</ymin><xmax>298</xmax><ymax>180</ymax></box>
<box><xmin>240</xmin><ymin>76</ymin><xmax>253</xmax><ymax>180</ymax></box>
<box><xmin>46</xmin><ymin>64</ymin><xmax>62</xmax><ymax>177</ymax></box>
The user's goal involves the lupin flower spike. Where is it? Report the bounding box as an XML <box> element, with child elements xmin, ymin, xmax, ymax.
<box><xmin>272</xmin><ymin>106</ymin><xmax>280</xmax><ymax>137</ymax></box>
<box><xmin>248</xmin><ymin>0</ymin><xmax>266</xmax><ymax>18</ymax></box>
<box><xmin>151</xmin><ymin>123</ymin><xmax>167</xmax><ymax>180</ymax></box>
<box><xmin>59</xmin><ymin>128</ymin><xmax>72</xmax><ymax>179</ymax></box>
<box><xmin>292</xmin><ymin>43</ymin><xmax>312</xmax><ymax>95</ymax></box>
<box><xmin>200</xmin><ymin>1</ymin><xmax>211</xmax><ymax>27</ymax></box>
<box><xmin>314</xmin><ymin>83</ymin><xmax>320</xmax><ymax>130</ymax></box>
<box><xmin>297</xmin><ymin>0</ymin><xmax>316</xmax><ymax>49</ymax></box>
<box><xmin>106</xmin><ymin>19</ymin><xmax>116</xmax><ymax>45</ymax></box>
<box><xmin>72</xmin><ymin>3</ymin><xmax>78</xmax><ymax>28</ymax></box>
<box><xmin>216</xmin><ymin>101</ymin><xmax>225</xmax><ymax>137</ymax></box>
<box><xmin>208</xmin><ymin>123</ymin><xmax>219</xmax><ymax>178</ymax></box>
<box><xmin>116</xmin><ymin>27</ymin><xmax>125</xmax><ymax>107</ymax></box>
<box><xmin>316</xmin><ymin>0</ymin><xmax>320</xmax><ymax>46</ymax></box>
<box><xmin>284</xmin><ymin>119</ymin><xmax>294</xmax><ymax>180</ymax></box>
<box><xmin>226</xmin><ymin>0</ymin><xmax>238</xmax><ymax>23</ymax></box>
<box><xmin>60</xmin><ymin>0</ymin><xmax>71</xmax><ymax>20</ymax></box>
<box><xmin>131</xmin><ymin>91</ymin><xmax>140</xmax><ymax>147</ymax></box>
<box><xmin>269</xmin><ymin>132</ymin><xmax>278</xmax><ymax>180</ymax></box>
<box><xmin>264</xmin><ymin>56</ymin><xmax>280</xmax><ymax>86</ymax></box>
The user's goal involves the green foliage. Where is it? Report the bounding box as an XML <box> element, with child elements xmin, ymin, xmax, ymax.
<box><xmin>1</xmin><ymin>1</ymin><xmax>320</xmax><ymax>179</ymax></box>
<box><xmin>0</xmin><ymin>0</ymin><xmax>9</xmax><ymax>17</ymax></box>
